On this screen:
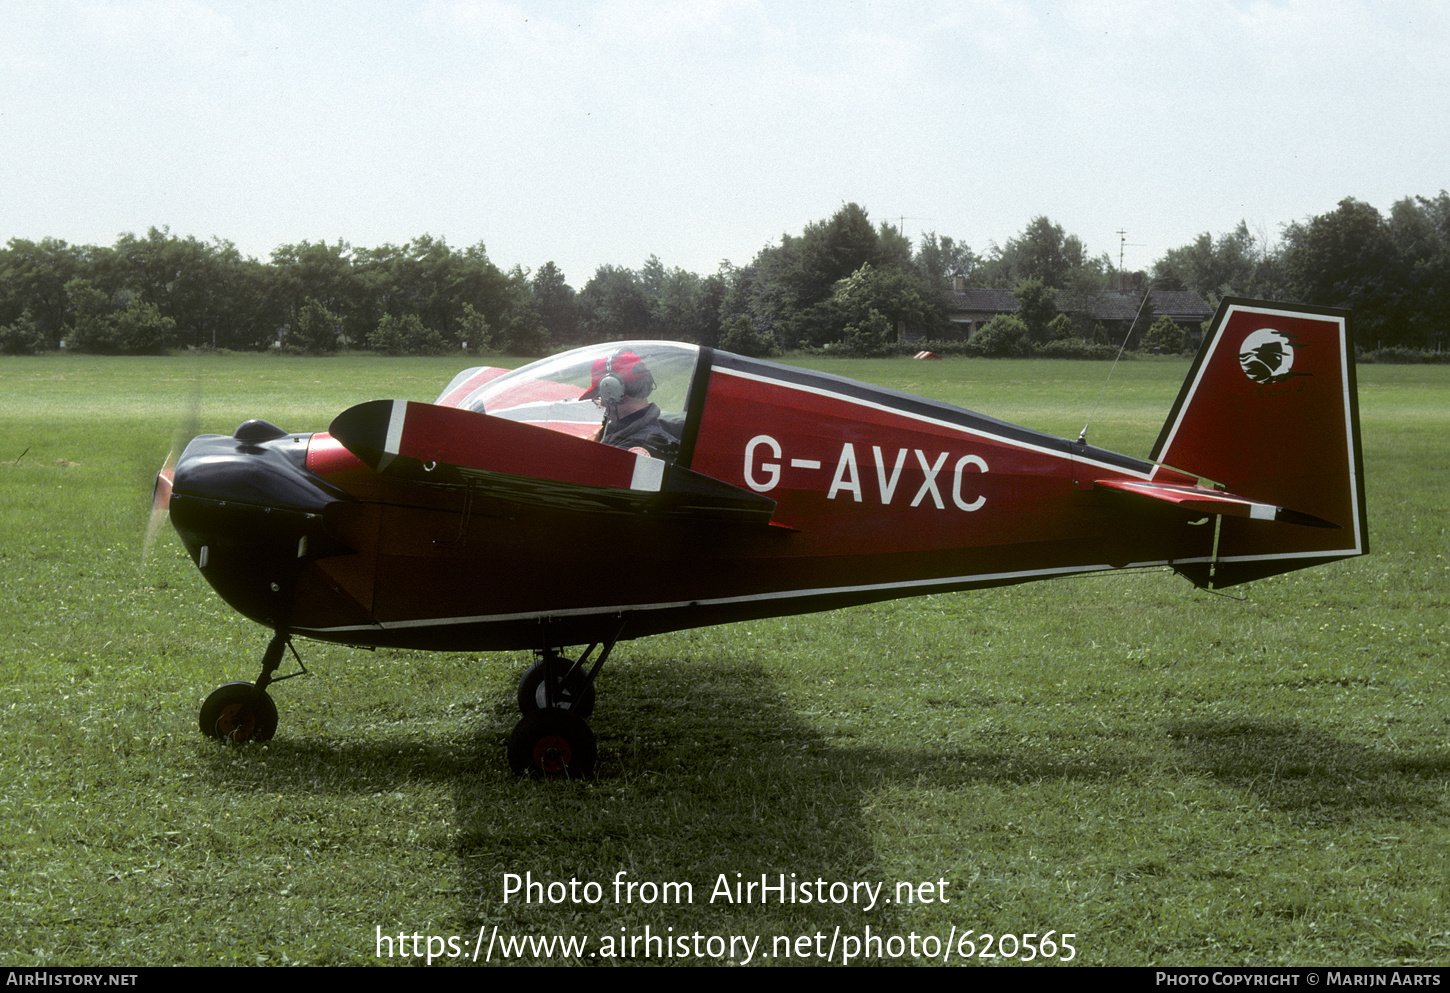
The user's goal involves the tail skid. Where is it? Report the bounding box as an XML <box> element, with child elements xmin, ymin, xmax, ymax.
<box><xmin>1149</xmin><ymin>298</ymin><xmax>1367</xmax><ymax>588</ymax></box>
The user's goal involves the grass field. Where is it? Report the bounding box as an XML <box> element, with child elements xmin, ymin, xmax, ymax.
<box><xmin>0</xmin><ymin>351</ymin><xmax>1446</xmax><ymax>967</ymax></box>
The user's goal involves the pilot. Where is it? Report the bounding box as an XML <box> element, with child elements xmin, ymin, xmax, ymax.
<box><xmin>580</xmin><ymin>350</ymin><xmax>681</xmax><ymax>462</ymax></box>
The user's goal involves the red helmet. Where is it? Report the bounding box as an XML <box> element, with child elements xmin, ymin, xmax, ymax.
<box><xmin>580</xmin><ymin>351</ymin><xmax>654</xmax><ymax>402</ymax></box>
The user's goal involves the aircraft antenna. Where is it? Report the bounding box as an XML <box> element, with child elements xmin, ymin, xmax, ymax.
<box><xmin>1077</xmin><ymin>281</ymin><xmax>1154</xmax><ymax>446</ymax></box>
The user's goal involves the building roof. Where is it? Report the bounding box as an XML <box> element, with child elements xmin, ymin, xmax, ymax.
<box><xmin>1147</xmin><ymin>290</ymin><xmax>1216</xmax><ymax>320</ymax></box>
<box><xmin>946</xmin><ymin>288</ymin><xmax>1019</xmax><ymax>313</ymax></box>
<box><xmin>946</xmin><ymin>287</ymin><xmax>1212</xmax><ymax>324</ymax></box>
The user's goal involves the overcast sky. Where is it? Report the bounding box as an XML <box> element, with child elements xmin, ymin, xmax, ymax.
<box><xmin>3</xmin><ymin>0</ymin><xmax>1446</xmax><ymax>285</ymax></box>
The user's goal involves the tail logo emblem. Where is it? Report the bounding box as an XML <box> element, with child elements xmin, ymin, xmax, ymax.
<box><xmin>1238</xmin><ymin>328</ymin><xmax>1306</xmax><ymax>385</ymax></box>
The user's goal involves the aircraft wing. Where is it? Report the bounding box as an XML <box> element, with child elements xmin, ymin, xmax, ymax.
<box><xmin>1094</xmin><ymin>478</ymin><xmax>1340</xmax><ymax>528</ymax></box>
<box><xmin>329</xmin><ymin>399</ymin><xmax>778</xmax><ymax>523</ymax></box>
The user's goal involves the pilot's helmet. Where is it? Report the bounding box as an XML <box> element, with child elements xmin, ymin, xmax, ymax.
<box><xmin>580</xmin><ymin>351</ymin><xmax>655</xmax><ymax>404</ymax></box>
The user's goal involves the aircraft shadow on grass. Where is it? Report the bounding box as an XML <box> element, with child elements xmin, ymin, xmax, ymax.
<box><xmin>199</xmin><ymin>647</ymin><xmax>1446</xmax><ymax>948</ymax></box>
<box><xmin>1165</xmin><ymin>717</ymin><xmax>1450</xmax><ymax>823</ymax></box>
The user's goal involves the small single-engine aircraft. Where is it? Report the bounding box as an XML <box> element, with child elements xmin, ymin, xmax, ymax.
<box><xmin>156</xmin><ymin>298</ymin><xmax>1366</xmax><ymax>775</ymax></box>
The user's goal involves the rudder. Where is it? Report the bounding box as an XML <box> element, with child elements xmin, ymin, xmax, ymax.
<box><xmin>1151</xmin><ymin>298</ymin><xmax>1367</xmax><ymax>588</ymax></box>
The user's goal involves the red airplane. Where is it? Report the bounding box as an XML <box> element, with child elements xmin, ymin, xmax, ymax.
<box><xmin>159</xmin><ymin>298</ymin><xmax>1366</xmax><ymax>776</ymax></box>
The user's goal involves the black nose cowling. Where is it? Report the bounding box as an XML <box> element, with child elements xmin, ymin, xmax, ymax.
<box><xmin>169</xmin><ymin>422</ymin><xmax>351</xmax><ymax>628</ymax></box>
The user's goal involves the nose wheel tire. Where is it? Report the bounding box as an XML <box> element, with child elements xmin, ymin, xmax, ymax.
<box><xmin>200</xmin><ymin>682</ymin><xmax>278</xmax><ymax>742</ymax></box>
<box><xmin>508</xmin><ymin>709</ymin><xmax>596</xmax><ymax>778</ymax></box>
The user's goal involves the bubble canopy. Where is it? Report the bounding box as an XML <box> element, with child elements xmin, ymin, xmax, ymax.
<box><xmin>449</xmin><ymin>342</ymin><xmax>702</xmax><ymax>441</ymax></box>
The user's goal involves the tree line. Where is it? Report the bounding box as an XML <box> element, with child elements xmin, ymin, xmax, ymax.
<box><xmin>1152</xmin><ymin>193</ymin><xmax>1450</xmax><ymax>351</ymax></box>
<box><xmin>3</xmin><ymin>193</ymin><xmax>1447</xmax><ymax>356</ymax></box>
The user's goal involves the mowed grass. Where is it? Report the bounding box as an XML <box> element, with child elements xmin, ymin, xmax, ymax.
<box><xmin>0</xmin><ymin>351</ymin><xmax>1446</xmax><ymax>967</ymax></box>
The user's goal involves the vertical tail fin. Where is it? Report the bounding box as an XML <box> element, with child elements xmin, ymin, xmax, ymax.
<box><xmin>1152</xmin><ymin>298</ymin><xmax>1367</xmax><ymax>588</ymax></box>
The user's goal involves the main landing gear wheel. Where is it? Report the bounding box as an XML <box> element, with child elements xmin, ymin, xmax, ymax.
<box><xmin>199</xmin><ymin>681</ymin><xmax>278</xmax><ymax>742</ymax></box>
<box><xmin>508</xmin><ymin>709</ymin><xmax>597</xmax><ymax>778</ymax></box>
<box><xmin>517</xmin><ymin>658</ymin><xmax>596</xmax><ymax>719</ymax></box>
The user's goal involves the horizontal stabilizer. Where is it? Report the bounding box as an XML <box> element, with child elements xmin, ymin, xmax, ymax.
<box><xmin>1095</xmin><ymin>479</ymin><xmax>1339</xmax><ymax>529</ymax></box>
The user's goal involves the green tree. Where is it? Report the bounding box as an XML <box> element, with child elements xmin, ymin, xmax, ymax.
<box><xmin>736</xmin><ymin>203</ymin><xmax>886</xmax><ymax>349</ymax></box>
<box><xmin>448</xmin><ymin>241</ymin><xmax>515</xmax><ymax>343</ymax></box>
<box><xmin>1281</xmin><ymin>198</ymin><xmax>1401</xmax><ymax>346</ymax></box>
<box><xmin>876</xmin><ymin>221</ymin><xmax>913</xmax><ymax>269</ymax></box>
<box><xmin>837</xmin><ymin>309</ymin><xmax>894</xmax><ymax>357</ymax></box>
<box><xmin>63</xmin><ymin>278</ymin><xmax>176</xmax><ymax>354</ymax></box>
<box><xmin>638</xmin><ymin>254</ymin><xmax>667</xmax><ymax>297</ymax></box>
<box><xmin>354</xmin><ymin>235</ymin><xmax>508</xmax><ymax>348</ymax></box>
<box><xmin>211</xmin><ymin>253</ymin><xmax>285</xmax><ymax>351</ymax></box>
<box><xmin>964</xmin><ymin>314</ymin><xmax>1032</xmax><ymax>357</ymax></box>
<box><xmin>725</xmin><ymin>204</ymin><xmax>950</xmax><ymax>349</ymax></box>
<box><xmin>530</xmin><ymin>261</ymin><xmax>578</xmax><ymax>347</ymax></box>
<box><xmin>63</xmin><ymin>277</ymin><xmax>117</xmax><ymax>352</ymax></box>
<box><xmin>651</xmin><ymin>266</ymin><xmax>708</xmax><ymax>342</ymax></box>
<box><xmin>794</xmin><ymin>203</ymin><xmax>881</xmax><ymax>295</ymax></box>
<box><xmin>368</xmin><ymin>312</ymin><xmax>449</xmax><ymax>355</ymax></box>
<box><xmin>694</xmin><ymin>271</ymin><xmax>727</xmax><ymax>347</ymax></box>
<box><xmin>0</xmin><ymin>238</ymin><xmax>84</xmax><ymax>346</ymax></box>
<box><xmin>1152</xmin><ymin>221</ymin><xmax>1279</xmax><ymax>307</ymax></box>
<box><xmin>717</xmin><ymin>314</ymin><xmax>776</xmax><ymax>357</ymax></box>
<box><xmin>578</xmin><ymin>265</ymin><xmax>651</xmax><ymax>341</ymax></box>
<box><xmin>1142</xmin><ymin>315</ymin><xmax>1186</xmax><ymax>353</ymax></box>
<box><xmin>272</xmin><ymin>240</ymin><xmax>365</xmax><ymax>347</ymax></box>
<box><xmin>1385</xmin><ymin>193</ymin><xmax>1450</xmax><ymax>348</ymax></box>
<box><xmin>828</xmin><ymin>262</ymin><xmax>943</xmax><ymax>346</ymax></box>
<box><xmin>982</xmin><ymin>216</ymin><xmax>1106</xmax><ymax>291</ymax></box>
<box><xmin>1046</xmin><ymin>312</ymin><xmax>1078</xmax><ymax>342</ymax></box>
<box><xmin>1013</xmin><ymin>277</ymin><xmax>1058</xmax><ymax>344</ymax></box>
<box><xmin>458</xmin><ymin>303</ymin><xmax>494</xmax><ymax>354</ymax></box>
<box><xmin>493</xmin><ymin>266</ymin><xmax>549</xmax><ymax>355</ymax></box>
<box><xmin>1127</xmin><ymin>293</ymin><xmax>1156</xmax><ymax>350</ymax></box>
<box><xmin>914</xmin><ymin>232</ymin><xmax>976</xmax><ymax>292</ymax></box>
<box><xmin>285</xmin><ymin>298</ymin><xmax>342</xmax><ymax>354</ymax></box>
<box><xmin>109</xmin><ymin>298</ymin><xmax>176</xmax><ymax>354</ymax></box>
<box><xmin>110</xmin><ymin>227</ymin><xmax>232</xmax><ymax>348</ymax></box>
<box><xmin>0</xmin><ymin>311</ymin><xmax>45</xmax><ymax>355</ymax></box>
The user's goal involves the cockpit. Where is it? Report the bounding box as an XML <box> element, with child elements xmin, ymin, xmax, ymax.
<box><xmin>437</xmin><ymin>342</ymin><xmax>702</xmax><ymax>463</ymax></box>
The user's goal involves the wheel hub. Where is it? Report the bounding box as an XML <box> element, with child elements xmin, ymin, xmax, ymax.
<box><xmin>532</xmin><ymin>734</ymin><xmax>573</xmax><ymax>774</ymax></box>
<box><xmin>216</xmin><ymin>702</ymin><xmax>256</xmax><ymax>740</ymax></box>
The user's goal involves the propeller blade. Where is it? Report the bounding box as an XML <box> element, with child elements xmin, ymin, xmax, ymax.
<box><xmin>140</xmin><ymin>449</ymin><xmax>177</xmax><ymax>572</ymax></box>
<box><xmin>142</xmin><ymin>355</ymin><xmax>203</xmax><ymax>573</ymax></box>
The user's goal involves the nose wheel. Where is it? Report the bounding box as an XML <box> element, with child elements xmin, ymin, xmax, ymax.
<box><xmin>199</xmin><ymin>681</ymin><xmax>278</xmax><ymax>741</ymax></box>
<box><xmin>198</xmin><ymin>630</ymin><xmax>302</xmax><ymax>745</ymax></box>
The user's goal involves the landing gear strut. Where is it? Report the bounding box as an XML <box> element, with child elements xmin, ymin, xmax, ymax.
<box><xmin>199</xmin><ymin>630</ymin><xmax>306</xmax><ymax>743</ymax></box>
<box><xmin>508</xmin><ymin>634</ymin><xmax>618</xmax><ymax>777</ymax></box>
<box><xmin>516</xmin><ymin>651</ymin><xmax>597</xmax><ymax>718</ymax></box>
